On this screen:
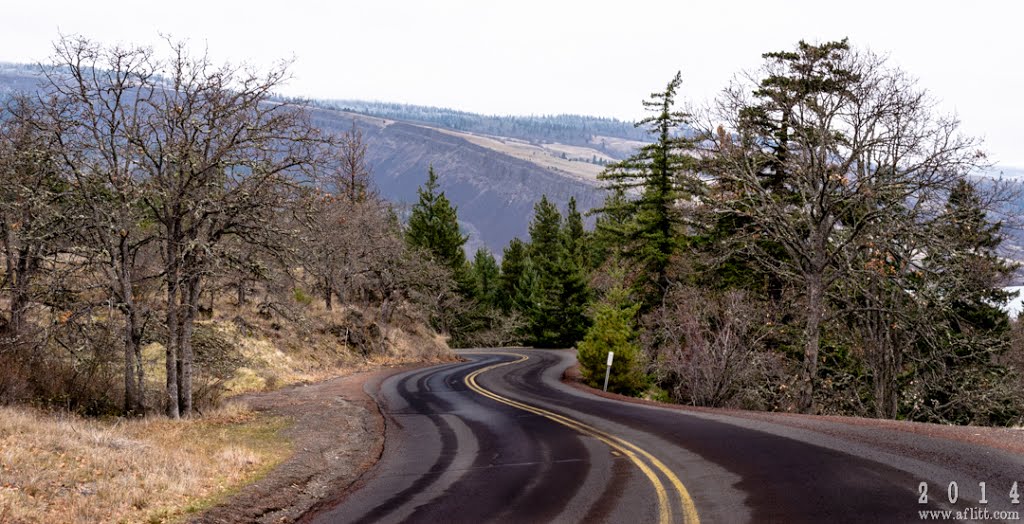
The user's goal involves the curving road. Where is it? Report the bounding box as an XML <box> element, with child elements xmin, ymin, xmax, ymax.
<box><xmin>306</xmin><ymin>349</ymin><xmax>1024</xmax><ymax>523</ymax></box>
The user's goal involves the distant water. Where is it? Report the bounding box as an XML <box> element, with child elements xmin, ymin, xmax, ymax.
<box><xmin>1003</xmin><ymin>286</ymin><xmax>1024</xmax><ymax>319</ymax></box>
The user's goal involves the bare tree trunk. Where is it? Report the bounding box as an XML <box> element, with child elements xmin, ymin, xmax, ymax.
<box><xmin>324</xmin><ymin>277</ymin><xmax>333</xmax><ymax>311</ymax></box>
<box><xmin>164</xmin><ymin>241</ymin><xmax>180</xmax><ymax>419</ymax></box>
<box><xmin>177</xmin><ymin>273</ymin><xmax>200</xmax><ymax>417</ymax></box>
<box><xmin>122</xmin><ymin>304</ymin><xmax>145</xmax><ymax>415</ymax></box>
<box><xmin>800</xmin><ymin>271</ymin><xmax>824</xmax><ymax>413</ymax></box>
<box><xmin>9</xmin><ymin>248</ymin><xmax>33</xmax><ymax>340</ymax></box>
<box><xmin>119</xmin><ymin>239</ymin><xmax>145</xmax><ymax>415</ymax></box>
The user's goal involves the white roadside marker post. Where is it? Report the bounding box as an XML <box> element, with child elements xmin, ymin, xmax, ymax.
<box><xmin>603</xmin><ymin>351</ymin><xmax>614</xmax><ymax>392</ymax></box>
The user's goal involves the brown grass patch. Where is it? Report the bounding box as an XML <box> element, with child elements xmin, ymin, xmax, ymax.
<box><xmin>0</xmin><ymin>403</ymin><xmax>290</xmax><ymax>523</ymax></box>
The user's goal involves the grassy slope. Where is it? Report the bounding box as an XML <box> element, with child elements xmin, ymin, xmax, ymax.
<box><xmin>0</xmin><ymin>298</ymin><xmax>451</xmax><ymax>523</ymax></box>
<box><xmin>0</xmin><ymin>404</ymin><xmax>290</xmax><ymax>523</ymax></box>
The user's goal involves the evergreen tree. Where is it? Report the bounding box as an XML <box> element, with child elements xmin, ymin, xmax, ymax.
<box><xmin>526</xmin><ymin>196</ymin><xmax>566</xmax><ymax>345</ymax></box>
<box><xmin>563</xmin><ymin>196</ymin><xmax>589</xmax><ymax>268</ymax></box>
<box><xmin>518</xmin><ymin>196</ymin><xmax>592</xmax><ymax>347</ymax></box>
<box><xmin>406</xmin><ymin>165</ymin><xmax>470</xmax><ymax>289</ymax></box>
<box><xmin>512</xmin><ymin>257</ymin><xmax>543</xmax><ymax>328</ymax></box>
<box><xmin>589</xmin><ymin>187</ymin><xmax>632</xmax><ymax>269</ymax></box>
<box><xmin>577</xmin><ymin>275</ymin><xmax>646</xmax><ymax>395</ymax></box>
<box><xmin>559</xmin><ymin>197</ymin><xmax>593</xmax><ymax>345</ymax></box>
<box><xmin>498</xmin><ymin>238</ymin><xmax>530</xmax><ymax>313</ymax></box>
<box><xmin>931</xmin><ymin>179</ymin><xmax>1016</xmax><ymax>332</ymax></box>
<box><xmin>597</xmin><ymin>71</ymin><xmax>701</xmax><ymax>305</ymax></box>
<box><xmin>470</xmin><ymin>247</ymin><xmax>501</xmax><ymax>307</ymax></box>
<box><xmin>907</xmin><ymin>179</ymin><xmax>1021</xmax><ymax>424</ymax></box>
<box><xmin>527</xmin><ymin>196</ymin><xmax>564</xmax><ymax>269</ymax></box>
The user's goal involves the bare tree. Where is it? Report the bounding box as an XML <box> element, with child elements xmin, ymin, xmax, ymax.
<box><xmin>0</xmin><ymin>96</ymin><xmax>68</xmax><ymax>347</ymax></box>
<box><xmin>130</xmin><ymin>40</ymin><xmax>325</xmax><ymax>418</ymax></box>
<box><xmin>702</xmin><ymin>39</ymin><xmax>982</xmax><ymax>412</ymax></box>
<box><xmin>644</xmin><ymin>286</ymin><xmax>776</xmax><ymax>407</ymax></box>
<box><xmin>335</xmin><ymin>120</ymin><xmax>373</xmax><ymax>204</ymax></box>
<box><xmin>42</xmin><ymin>36</ymin><xmax>158</xmax><ymax>415</ymax></box>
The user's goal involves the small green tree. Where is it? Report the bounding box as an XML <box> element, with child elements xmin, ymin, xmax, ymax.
<box><xmin>406</xmin><ymin>165</ymin><xmax>471</xmax><ymax>290</ymax></box>
<box><xmin>470</xmin><ymin>247</ymin><xmax>501</xmax><ymax>307</ymax></box>
<box><xmin>577</xmin><ymin>276</ymin><xmax>646</xmax><ymax>395</ymax></box>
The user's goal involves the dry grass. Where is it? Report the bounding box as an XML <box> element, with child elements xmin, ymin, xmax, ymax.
<box><xmin>201</xmin><ymin>298</ymin><xmax>452</xmax><ymax>393</ymax></box>
<box><xmin>418</xmin><ymin>125</ymin><xmax>609</xmax><ymax>182</ymax></box>
<box><xmin>0</xmin><ymin>403</ymin><xmax>290</xmax><ymax>523</ymax></box>
<box><xmin>0</xmin><ymin>289</ymin><xmax>450</xmax><ymax>523</ymax></box>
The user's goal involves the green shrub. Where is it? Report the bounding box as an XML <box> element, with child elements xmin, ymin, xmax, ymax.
<box><xmin>577</xmin><ymin>283</ymin><xmax>646</xmax><ymax>395</ymax></box>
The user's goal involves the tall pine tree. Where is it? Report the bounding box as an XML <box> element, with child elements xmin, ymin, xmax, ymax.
<box><xmin>523</xmin><ymin>196</ymin><xmax>591</xmax><ymax>347</ymax></box>
<box><xmin>498</xmin><ymin>238</ymin><xmax>531</xmax><ymax>314</ymax></box>
<box><xmin>406</xmin><ymin>165</ymin><xmax>471</xmax><ymax>291</ymax></box>
<box><xmin>597</xmin><ymin>72</ymin><xmax>702</xmax><ymax>306</ymax></box>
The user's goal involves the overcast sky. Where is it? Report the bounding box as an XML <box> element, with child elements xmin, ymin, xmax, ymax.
<box><xmin>4</xmin><ymin>1</ymin><xmax>1022</xmax><ymax>166</ymax></box>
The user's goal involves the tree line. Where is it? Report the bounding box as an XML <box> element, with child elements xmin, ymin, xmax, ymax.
<box><xmin>4</xmin><ymin>35</ymin><xmax>1021</xmax><ymax>426</ymax></box>
<box><xmin>419</xmin><ymin>39</ymin><xmax>1024</xmax><ymax>425</ymax></box>
<box><xmin>301</xmin><ymin>99</ymin><xmax>651</xmax><ymax>154</ymax></box>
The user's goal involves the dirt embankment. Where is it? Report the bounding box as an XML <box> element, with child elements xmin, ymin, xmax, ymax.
<box><xmin>192</xmin><ymin>363</ymin><xmax>424</xmax><ymax>524</ymax></box>
<box><xmin>563</xmin><ymin>365</ymin><xmax>1024</xmax><ymax>455</ymax></box>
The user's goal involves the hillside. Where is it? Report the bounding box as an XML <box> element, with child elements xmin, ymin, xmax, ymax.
<box><xmin>308</xmin><ymin>108</ymin><xmax>608</xmax><ymax>254</ymax></box>
<box><xmin>7</xmin><ymin>62</ymin><xmax>1023</xmax><ymax>259</ymax></box>
<box><xmin>1</xmin><ymin>63</ymin><xmax>626</xmax><ymax>255</ymax></box>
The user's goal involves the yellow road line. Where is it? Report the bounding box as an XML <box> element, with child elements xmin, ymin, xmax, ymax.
<box><xmin>464</xmin><ymin>352</ymin><xmax>700</xmax><ymax>524</ymax></box>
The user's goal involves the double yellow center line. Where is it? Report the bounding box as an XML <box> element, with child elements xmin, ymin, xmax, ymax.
<box><xmin>464</xmin><ymin>352</ymin><xmax>700</xmax><ymax>524</ymax></box>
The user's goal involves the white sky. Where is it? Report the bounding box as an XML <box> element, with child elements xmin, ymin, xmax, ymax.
<box><xmin>3</xmin><ymin>1</ymin><xmax>1023</xmax><ymax>166</ymax></box>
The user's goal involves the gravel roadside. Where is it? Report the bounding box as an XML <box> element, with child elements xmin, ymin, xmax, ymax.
<box><xmin>562</xmin><ymin>364</ymin><xmax>1024</xmax><ymax>455</ymax></box>
<box><xmin>192</xmin><ymin>363</ymin><xmax>428</xmax><ymax>524</ymax></box>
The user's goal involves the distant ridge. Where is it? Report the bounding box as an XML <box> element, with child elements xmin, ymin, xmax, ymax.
<box><xmin>296</xmin><ymin>98</ymin><xmax>648</xmax><ymax>159</ymax></box>
<box><xmin>0</xmin><ymin>63</ymin><xmax>612</xmax><ymax>254</ymax></box>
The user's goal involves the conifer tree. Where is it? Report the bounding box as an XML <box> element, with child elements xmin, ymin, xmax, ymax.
<box><xmin>930</xmin><ymin>179</ymin><xmax>1017</xmax><ymax>331</ymax></box>
<box><xmin>523</xmin><ymin>196</ymin><xmax>591</xmax><ymax>347</ymax></box>
<box><xmin>590</xmin><ymin>187</ymin><xmax>632</xmax><ymax>269</ymax></box>
<box><xmin>577</xmin><ymin>274</ymin><xmax>645</xmax><ymax>395</ymax></box>
<box><xmin>406</xmin><ymin>165</ymin><xmax>470</xmax><ymax>289</ymax></box>
<box><xmin>498</xmin><ymin>238</ymin><xmax>530</xmax><ymax>313</ymax></box>
<box><xmin>470</xmin><ymin>247</ymin><xmax>501</xmax><ymax>307</ymax></box>
<box><xmin>525</xmin><ymin>196</ymin><xmax>566</xmax><ymax>345</ymax></box>
<box><xmin>597</xmin><ymin>71</ymin><xmax>701</xmax><ymax>305</ymax></box>
<box><xmin>908</xmin><ymin>179</ymin><xmax>1021</xmax><ymax>424</ymax></box>
<box><xmin>563</xmin><ymin>196</ymin><xmax>589</xmax><ymax>268</ymax></box>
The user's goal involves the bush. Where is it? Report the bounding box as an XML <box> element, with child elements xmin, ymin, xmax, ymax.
<box><xmin>643</xmin><ymin>286</ymin><xmax>783</xmax><ymax>408</ymax></box>
<box><xmin>292</xmin><ymin>288</ymin><xmax>313</xmax><ymax>306</ymax></box>
<box><xmin>192</xmin><ymin>324</ymin><xmax>250</xmax><ymax>411</ymax></box>
<box><xmin>577</xmin><ymin>283</ymin><xmax>646</xmax><ymax>395</ymax></box>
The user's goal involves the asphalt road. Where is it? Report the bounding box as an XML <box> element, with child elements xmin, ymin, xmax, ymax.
<box><xmin>307</xmin><ymin>349</ymin><xmax>1024</xmax><ymax>523</ymax></box>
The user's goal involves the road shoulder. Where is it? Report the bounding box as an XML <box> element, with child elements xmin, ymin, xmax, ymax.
<box><xmin>193</xmin><ymin>362</ymin><xmax>432</xmax><ymax>524</ymax></box>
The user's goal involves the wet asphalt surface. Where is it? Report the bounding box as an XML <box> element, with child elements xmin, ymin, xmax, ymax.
<box><xmin>307</xmin><ymin>349</ymin><xmax>1024</xmax><ymax>523</ymax></box>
